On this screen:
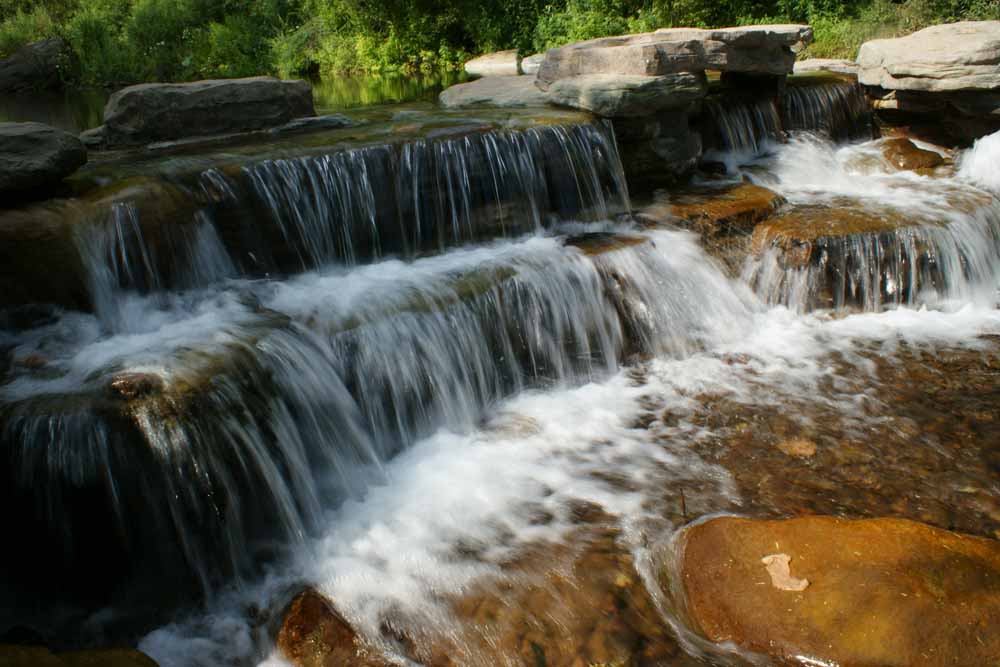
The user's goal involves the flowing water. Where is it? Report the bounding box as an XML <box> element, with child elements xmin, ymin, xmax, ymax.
<box><xmin>2</xmin><ymin>81</ymin><xmax>999</xmax><ymax>666</ymax></box>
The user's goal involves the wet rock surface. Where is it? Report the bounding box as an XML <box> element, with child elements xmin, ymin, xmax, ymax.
<box><xmin>0</xmin><ymin>122</ymin><xmax>87</xmax><ymax>198</ymax></box>
<box><xmin>880</xmin><ymin>136</ymin><xmax>945</xmax><ymax>171</ymax></box>
<box><xmin>0</xmin><ymin>646</ymin><xmax>158</xmax><ymax>667</ymax></box>
<box><xmin>89</xmin><ymin>77</ymin><xmax>315</xmax><ymax>148</ymax></box>
<box><xmin>678</xmin><ymin>515</ymin><xmax>1000</xmax><ymax>667</ymax></box>
<box><xmin>277</xmin><ymin>590</ymin><xmax>387</xmax><ymax>667</ymax></box>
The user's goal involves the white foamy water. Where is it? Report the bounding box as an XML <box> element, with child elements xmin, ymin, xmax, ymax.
<box><xmin>140</xmin><ymin>260</ymin><xmax>1000</xmax><ymax>667</ymax></box>
<box><xmin>959</xmin><ymin>130</ymin><xmax>1000</xmax><ymax>195</ymax></box>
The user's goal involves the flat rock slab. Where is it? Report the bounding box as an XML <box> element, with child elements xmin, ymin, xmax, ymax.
<box><xmin>465</xmin><ymin>50</ymin><xmax>521</xmax><ymax>77</ymax></box>
<box><xmin>793</xmin><ymin>58</ymin><xmax>858</xmax><ymax>77</ymax></box>
<box><xmin>0</xmin><ymin>122</ymin><xmax>86</xmax><ymax>196</ymax></box>
<box><xmin>859</xmin><ymin>21</ymin><xmax>1000</xmax><ymax>92</ymax></box>
<box><xmin>95</xmin><ymin>76</ymin><xmax>314</xmax><ymax>148</ymax></box>
<box><xmin>537</xmin><ymin>25</ymin><xmax>813</xmax><ymax>90</ymax></box>
<box><xmin>439</xmin><ymin>76</ymin><xmax>549</xmax><ymax>108</ymax></box>
<box><xmin>637</xmin><ymin>182</ymin><xmax>785</xmax><ymax>235</ymax></box>
<box><xmin>677</xmin><ymin>516</ymin><xmax>1000</xmax><ymax>667</ymax></box>
<box><xmin>546</xmin><ymin>72</ymin><xmax>707</xmax><ymax>117</ymax></box>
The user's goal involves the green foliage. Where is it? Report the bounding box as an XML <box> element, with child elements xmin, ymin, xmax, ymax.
<box><xmin>0</xmin><ymin>5</ymin><xmax>57</xmax><ymax>57</ymax></box>
<box><xmin>2</xmin><ymin>0</ymin><xmax>999</xmax><ymax>85</ymax></box>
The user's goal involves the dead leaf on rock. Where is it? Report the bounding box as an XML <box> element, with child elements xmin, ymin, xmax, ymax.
<box><xmin>776</xmin><ymin>437</ymin><xmax>817</xmax><ymax>458</ymax></box>
<box><xmin>761</xmin><ymin>553</ymin><xmax>809</xmax><ymax>591</ymax></box>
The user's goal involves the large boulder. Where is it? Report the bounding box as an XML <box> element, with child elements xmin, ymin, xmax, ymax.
<box><xmin>91</xmin><ymin>77</ymin><xmax>314</xmax><ymax>148</ymax></box>
<box><xmin>858</xmin><ymin>21</ymin><xmax>1000</xmax><ymax>92</ymax></box>
<box><xmin>536</xmin><ymin>25</ymin><xmax>813</xmax><ymax>90</ymax></box>
<box><xmin>0</xmin><ymin>122</ymin><xmax>87</xmax><ymax>196</ymax></box>
<box><xmin>464</xmin><ymin>50</ymin><xmax>521</xmax><ymax>77</ymax></box>
<box><xmin>676</xmin><ymin>516</ymin><xmax>1000</xmax><ymax>667</ymax></box>
<box><xmin>0</xmin><ymin>38</ymin><xmax>71</xmax><ymax>92</ymax></box>
<box><xmin>439</xmin><ymin>76</ymin><xmax>548</xmax><ymax>108</ymax></box>
<box><xmin>546</xmin><ymin>72</ymin><xmax>707</xmax><ymax>117</ymax></box>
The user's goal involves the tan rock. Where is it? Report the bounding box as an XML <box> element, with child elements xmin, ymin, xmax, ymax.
<box><xmin>536</xmin><ymin>25</ymin><xmax>813</xmax><ymax>90</ymax></box>
<box><xmin>676</xmin><ymin>516</ymin><xmax>1000</xmax><ymax>667</ymax></box>
<box><xmin>439</xmin><ymin>76</ymin><xmax>548</xmax><ymax>108</ymax></box>
<box><xmin>464</xmin><ymin>50</ymin><xmax>521</xmax><ymax>78</ymax></box>
<box><xmin>858</xmin><ymin>21</ymin><xmax>1000</xmax><ymax>92</ymax></box>
<box><xmin>794</xmin><ymin>58</ymin><xmax>858</xmax><ymax>77</ymax></box>
<box><xmin>776</xmin><ymin>437</ymin><xmax>817</xmax><ymax>458</ymax></box>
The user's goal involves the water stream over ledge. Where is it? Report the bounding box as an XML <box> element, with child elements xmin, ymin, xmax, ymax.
<box><xmin>2</xmin><ymin>84</ymin><xmax>1000</xmax><ymax>666</ymax></box>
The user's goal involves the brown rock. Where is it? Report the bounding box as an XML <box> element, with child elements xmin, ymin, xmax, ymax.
<box><xmin>776</xmin><ymin>437</ymin><xmax>816</xmax><ymax>458</ymax></box>
<box><xmin>881</xmin><ymin>137</ymin><xmax>944</xmax><ymax>171</ymax></box>
<box><xmin>638</xmin><ymin>182</ymin><xmax>785</xmax><ymax>237</ymax></box>
<box><xmin>277</xmin><ymin>589</ymin><xmax>387</xmax><ymax>667</ymax></box>
<box><xmin>676</xmin><ymin>516</ymin><xmax>1000</xmax><ymax>667</ymax></box>
<box><xmin>0</xmin><ymin>645</ymin><xmax>64</xmax><ymax>667</ymax></box>
<box><xmin>109</xmin><ymin>372</ymin><xmax>165</xmax><ymax>399</ymax></box>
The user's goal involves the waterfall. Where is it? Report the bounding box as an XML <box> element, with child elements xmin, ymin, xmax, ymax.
<box><xmin>704</xmin><ymin>77</ymin><xmax>872</xmax><ymax>156</ymax></box>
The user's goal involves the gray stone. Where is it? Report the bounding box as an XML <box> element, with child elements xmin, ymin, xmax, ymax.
<box><xmin>465</xmin><ymin>50</ymin><xmax>521</xmax><ymax>77</ymax></box>
<box><xmin>269</xmin><ymin>114</ymin><xmax>354</xmax><ymax>135</ymax></box>
<box><xmin>0</xmin><ymin>122</ymin><xmax>87</xmax><ymax>196</ymax></box>
<box><xmin>794</xmin><ymin>58</ymin><xmax>858</xmax><ymax>77</ymax></box>
<box><xmin>858</xmin><ymin>21</ymin><xmax>1000</xmax><ymax>92</ymax></box>
<box><xmin>536</xmin><ymin>25</ymin><xmax>813</xmax><ymax>90</ymax></box>
<box><xmin>0</xmin><ymin>37</ymin><xmax>70</xmax><ymax>92</ymax></box>
<box><xmin>439</xmin><ymin>76</ymin><xmax>549</xmax><ymax>108</ymax></box>
<box><xmin>614</xmin><ymin>111</ymin><xmax>702</xmax><ymax>189</ymax></box>
<box><xmin>546</xmin><ymin>72</ymin><xmax>707</xmax><ymax>117</ymax></box>
<box><xmin>520</xmin><ymin>54</ymin><xmax>545</xmax><ymax>76</ymax></box>
<box><xmin>98</xmin><ymin>76</ymin><xmax>315</xmax><ymax>148</ymax></box>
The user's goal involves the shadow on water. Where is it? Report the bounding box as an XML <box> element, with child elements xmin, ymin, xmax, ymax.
<box><xmin>0</xmin><ymin>73</ymin><xmax>468</xmax><ymax>133</ymax></box>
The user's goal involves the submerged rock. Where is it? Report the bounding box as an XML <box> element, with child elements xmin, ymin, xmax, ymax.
<box><xmin>676</xmin><ymin>516</ymin><xmax>1000</xmax><ymax>667</ymax></box>
<box><xmin>0</xmin><ymin>37</ymin><xmax>71</xmax><ymax>92</ymax></box>
<box><xmin>0</xmin><ymin>122</ymin><xmax>87</xmax><ymax>197</ymax></box>
<box><xmin>91</xmin><ymin>77</ymin><xmax>314</xmax><ymax>148</ymax></box>
<box><xmin>464</xmin><ymin>50</ymin><xmax>521</xmax><ymax>77</ymax></box>
<box><xmin>439</xmin><ymin>76</ymin><xmax>548</xmax><ymax>108</ymax></box>
<box><xmin>277</xmin><ymin>589</ymin><xmax>387</xmax><ymax>667</ymax></box>
<box><xmin>546</xmin><ymin>72</ymin><xmax>707</xmax><ymax>117</ymax></box>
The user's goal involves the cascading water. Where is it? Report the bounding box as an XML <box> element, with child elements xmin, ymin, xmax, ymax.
<box><xmin>740</xmin><ymin>134</ymin><xmax>1000</xmax><ymax>311</ymax></box>
<box><xmin>704</xmin><ymin>76</ymin><xmax>872</xmax><ymax>157</ymax></box>
<box><xmin>3</xmin><ymin>88</ymin><xmax>1000</xmax><ymax>667</ymax></box>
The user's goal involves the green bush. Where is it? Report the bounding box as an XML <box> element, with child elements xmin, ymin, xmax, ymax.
<box><xmin>0</xmin><ymin>6</ymin><xmax>58</xmax><ymax>58</ymax></box>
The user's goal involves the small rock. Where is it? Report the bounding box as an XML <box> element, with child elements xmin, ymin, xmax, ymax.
<box><xmin>109</xmin><ymin>372</ymin><xmax>164</xmax><ymax>399</ymax></box>
<box><xmin>881</xmin><ymin>137</ymin><xmax>944</xmax><ymax>171</ymax></box>
<box><xmin>17</xmin><ymin>353</ymin><xmax>48</xmax><ymax>370</ymax></box>
<box><xmin>520</xmin><ymin>54</ymin><xmax>544</xmax><ymax>76</ymax></box>
<box><xmin>776</xmin><ymin>437</ymin><xmax>816</xmax><ymax>458</ymax></box>
<box><xmin>277</xmin><ymin>589</ymin><xmax>387</xmax><ymax>667</ymax></box>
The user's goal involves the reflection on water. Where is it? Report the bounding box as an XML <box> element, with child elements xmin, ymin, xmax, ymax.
<box><xmin>0</xmin><ymin>73</ymin><xmax>468</xmax><ymax>133</ymax></box>
<box><xmin>0</xmin><ymin>88</ymin><xmax>107</xmax><ymax>132</ymax></box>
<box><xmin>311</xmin><ymin>71</ymin><xmax>468</xmax><ymax>112</ymax></box>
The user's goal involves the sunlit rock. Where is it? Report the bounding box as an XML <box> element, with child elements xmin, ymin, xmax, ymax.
<box><xmin>464</xmin><ymin>50</ymin><xmax>521</xmax><ymax>77</ymax></box>
<box><xmin>675</xmin><ymin>516</ymin><xmax>1000</xmax><ymax>667</ymax></box>
<box><xmin>793</xmin><ymin>58</ymin><xmax>858</xmax><ymax>77</ymax></box>
<box><xmin>880</xmin><ymin>137</ymin><xmax>945</xmax><ymax>171</ymax></box>
<box><xmin>536</xmin><ymin>25</ymin><xmax>813</xmax><ymax>91</ymax></box>
<box><xmin>277</xmin><ymin>589</ymin><xmax>387</xmax><ymax>667</ymax></box>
